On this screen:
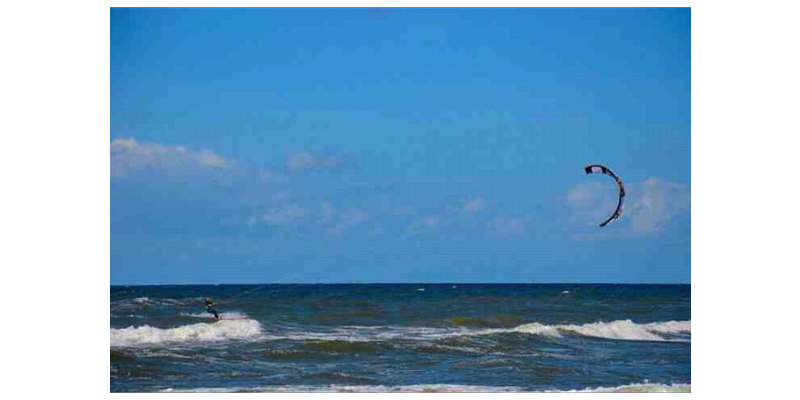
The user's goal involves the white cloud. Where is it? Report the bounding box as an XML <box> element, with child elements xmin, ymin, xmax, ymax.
<box><xmin>566</xmin><ymin>182</ymin><xmax>605</xmax><ymax>206</ymax></box>
<box><xmin>196</xmin><ymin>150</ymin><xmax>228</xmax><ymax>168</ymax></box>
<box><xmin>404</xmin><ymin>196</ymin><xmax>487</xmax><ymax>236</ymax></box>
<box><xmin>111</xmin><ymin>138</ymin><xmax>234</xmax><ymax>178</ymax></box>
<box><xmin>566</xmin><ymin>181</ymin><xmax>620</xmax><ymax>224</ymax></box>
<box><xmin>626</xmin><ymin>178</ymin><xmax>691</xmax><ymax>234</ymax></box>
<box><xmin>566</xmin><ymin>177</ymin><xmax>690</xmax><ymax>237</ymax></box>
<box><xmin>286</xmin><ymin>151</ymin><xmax>350</xmax><ymax>172</ymax></box>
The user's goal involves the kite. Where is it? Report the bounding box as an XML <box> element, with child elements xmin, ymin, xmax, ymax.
<box><xmin>583</xmin><ymin>165</ymin><xmax>626</xmax><ymax>227</ymax></box>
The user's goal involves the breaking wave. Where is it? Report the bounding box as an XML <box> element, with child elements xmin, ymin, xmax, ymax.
<box><xmin>110</xmin><ymin>319</ymin><xmax>263</xmax><ymax>347</ymax></box>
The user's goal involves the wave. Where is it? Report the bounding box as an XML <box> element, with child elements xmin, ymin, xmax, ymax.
<box><xmin>110</xmin><ymin>319</ymin><xmax>263</xmax><ymax>347</ymax></box>
<box><xmin>468</xmin><ymin>319</ymin><xmax>690</xmax><ymax>342</ymax></box>
<box><xmin>262</xmin><ymin>325</ymin><xmax>458</xmax><ymax>342</ymax></box>
<box><xmin>111</xmin><ymin>297</ymin><xmax>207</xmax><ymax>308</ymax></box>
<box><xmin>160</xmin><ymin>382</ymin><xmax>689</xmax><ymax>393</ymax></box>
<box><xmin>110</xmin><ymin>297</ymin><xmax>151</xmax><ymax>308</ymax></box>
<box><xmin>565</xmin><ymin>382</ymin><xmax>691</xmax><ymax>393</ymax></box>
<box><xmin>558</xmin><ymin>319</ymin><xmax>690</xmax><ymax>342</ymax></box>
<box><xmin>259</xmin><ymin>319</ymin><xmax>689</xmax><ymax>344</ymax></box>
<box><xmin>110</xmin><ymin>318</ymin><xmax>689</xmax><ymax>347</ymax></box>
<box><xmin>645</xmin><ymin>320</ymin><xmax>692</xmax><ymax>334</ymax></box>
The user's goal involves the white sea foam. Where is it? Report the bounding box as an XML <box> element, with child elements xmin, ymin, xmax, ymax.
<box><xmin>111</xmin><ymin>297</ymin><xmax>151</xmax><ymax>309</ymax></box>
<box><xmin>560</xmin><ymin>319</ymin><xmax>689</xmax><ymax>342</ymax></box>
<box><xmin>161</xmin><ymin>384</ymin><xmax>525</xmax><ymax>393</ymax></box>
<box><xmin>110</xmin><ymin>319</ymin><xmax>263</xmax><ymax>347</ymax></box>
<box><xmin>565</xmin><ymin>382</ymin><xmax>691</xmax><ymax>393</ymax></box>
<box><xmin>465</xmin><ymin>319</ymin><xmax>690</xmax><ymax>342</ymax></box>
<box><xmin>160</xmin><ymin>382</ymin><xmax>689</xmax><ymax>393</ymax></box>
<box><xmin>511</xmin><ymin>322</ymin><xmax>564</xmax><ymax>337</ymax></box>
<box><xmin>257</xmin><ymin>319</ymin><xmax>689</xmax><ymax>343</ymax></box>
<box><xmin>645</xmin><ymin>320</ymin><xmax>692</xmax><ymax>334</ymax></box>
<box><xmin>266</xmin><ymin>326</ymin><xmax>460</xmax><ymax>342</ymax></box>
<box><xmin>460</xmin><ymin>322</ymin><xmax>562</xmax><ymax>339</ymax></box>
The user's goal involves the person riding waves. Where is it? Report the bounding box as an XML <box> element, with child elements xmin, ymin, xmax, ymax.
<box><xmin>204</xmin><ymin>298</ymin><xmax>221</xmax><ymax>321</ymax></box>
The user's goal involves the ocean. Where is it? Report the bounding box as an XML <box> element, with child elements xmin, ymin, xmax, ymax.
<box><xmin>110</xmin><ymin>284</ymin><xmax>690</xmax><ymax>393</ymax></box>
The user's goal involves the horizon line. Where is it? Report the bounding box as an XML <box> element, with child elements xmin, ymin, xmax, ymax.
<box><xmin>111</xmin><ymin>282</ymin><xmax>691</xmax><ymax>287</ymax></box>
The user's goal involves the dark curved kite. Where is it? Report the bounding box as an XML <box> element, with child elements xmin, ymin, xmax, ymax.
<box><xmin>583</xmin><ymin>165</ymin><xmax>626</xmax><ymax>227</ymax></box>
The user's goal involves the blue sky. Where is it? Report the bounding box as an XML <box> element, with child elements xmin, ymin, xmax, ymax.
<box><xmin>111</xmin><ymin>8</ymin><xmax>690</xmax><ymax>285</ymax></box>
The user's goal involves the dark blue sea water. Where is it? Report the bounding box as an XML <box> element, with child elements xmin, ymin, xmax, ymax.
<box><xmin>110</xmin><ymin>284</ymin><xmax>690</xmax><ymax>392</ymax></box>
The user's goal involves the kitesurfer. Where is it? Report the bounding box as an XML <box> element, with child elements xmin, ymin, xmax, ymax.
<box><xmin>204</xmin><ymin>298</ymin><xmax>220</xmax><ymax>321</ymax></box>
